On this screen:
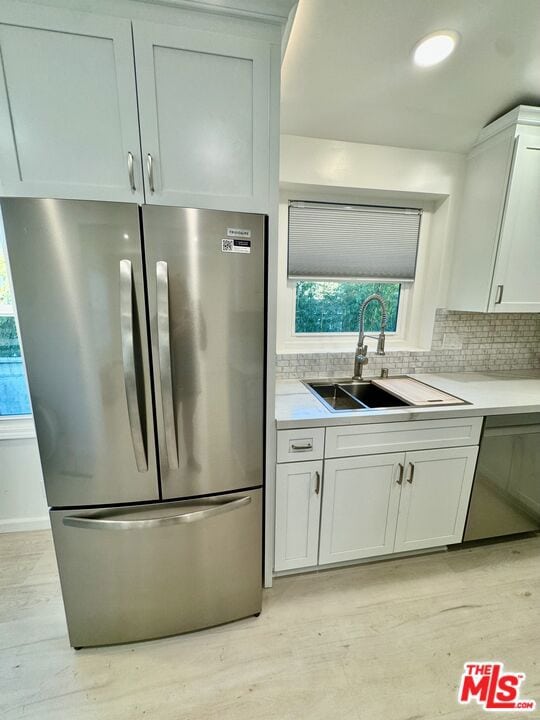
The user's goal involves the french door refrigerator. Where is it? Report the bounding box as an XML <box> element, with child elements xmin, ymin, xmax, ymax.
<box><xmin>1</xmin><ymin>198</ymin><xmax>265</xmax><ymax>648</ymax></box>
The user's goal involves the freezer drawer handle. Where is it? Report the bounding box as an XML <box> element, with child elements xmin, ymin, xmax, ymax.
<box><xmin>120</xmin><ymin>259</ymin><xmax>148</xmax><ymax>472</ymax></box>
<box><xmin>156</xmin><ymin>261</ymin><xmax>179</xmax><ymax>469</ymax></box>
<box><xmin>62</xmin><ymin>495</ymin><xmax>252</xmax><ymax>530</ymax></box>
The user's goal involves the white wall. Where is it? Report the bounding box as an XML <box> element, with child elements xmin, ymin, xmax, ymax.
<box><xmin>277</xmin><ymin>134</ymin><xmax>466</xmax><ymax>353</ymax></box>
<box><xmin>0</xmin><ymin>431</ymin><xmax>48</xmax><ymax>532</ymax></box>
<box><xmin>280</xmin><ymin>134</ymin><xmax>464</xmax><ymax>195</ymax></box>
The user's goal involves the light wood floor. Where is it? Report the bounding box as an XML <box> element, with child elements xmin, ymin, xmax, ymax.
<box><xmin>1</xmin><ymin>530</ymin><xmax>540</xmax><ymax>720</ymax></box>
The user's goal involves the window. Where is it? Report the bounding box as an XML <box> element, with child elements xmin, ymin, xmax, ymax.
<box><xmin>287</xmin><ymin>201</ymin><xmax>419</xmax><ymax>340</ymax></box>
<box><xmin>295</xmin><ymin>281</ymin><xmax>401</xmax><ymax>334</ymax></box>
<box><xmin>0</xmin><ymin>243</ymin><xmax>31</xmax><ymax>416</ymax></box>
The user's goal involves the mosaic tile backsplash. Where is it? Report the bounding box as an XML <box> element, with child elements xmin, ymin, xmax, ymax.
<box><xmin>276</xmin><ymin>309</ymin><xmax>540</xmax><ymax>379</ymax></box>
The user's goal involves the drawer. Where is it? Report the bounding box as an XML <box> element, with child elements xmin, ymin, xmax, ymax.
<box><xmin>325</xmin><ymin>417</ymin><xmax>482</xmax><ymax>458</ymax></box>
<box><xmin>277</xmin><ymin>427</ymin><xmax>325</xmax><ymax>463</ymax></box>
<box><xmin>50</xmin><ymin>490</ymin><xmax>262</xmax><ymax>647</ymax></box>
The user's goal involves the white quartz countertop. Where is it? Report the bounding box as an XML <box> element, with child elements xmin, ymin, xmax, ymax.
<box><xmin>275</xmin><ymin>371</ymin><xmax>540</xmax><ymax>429</ymax></box>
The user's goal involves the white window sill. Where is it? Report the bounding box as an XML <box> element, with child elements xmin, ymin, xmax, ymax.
<box><xmin>0</xmin><ymin>416</ymin><xmax>36</xmax><ymax>440</ymax></box>
<box><xmin>277</xmin><ymin>336</ymin><xmax>429</xmax><ymax>355</ymax></box>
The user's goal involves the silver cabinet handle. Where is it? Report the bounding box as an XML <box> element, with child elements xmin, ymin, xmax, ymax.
<box><xmin>494</xmin><ymin>284</ymin><xmax>504</xmax><ymax>304</ymax></box>
<box><xmin>407</xmin><ymin>462</ymin><xmax>415</xmax><ymax>483</ymax></box>
<box><xmin>119</xmin><ymin>260</ymin><xmax>148</xmax><ymax>472</ymax></box>
<box><xmin>314</xmin><ymin>470</ymin><xmax>321</xmax><ymax>495</ymax></box>
<box><xmin>397</xmin><ymin>463</ymin><xmax>404</xmax><ymax>485</ymax></box>
<box><xmin>156</xmin><ymin>261</ymin><xmax>178</xmax><ymax>469</ymax></box>
<box><xmin>291</xmin><ymin>441</ymin><xmax>313</xmax><ymax>451</ymax></box>
<box><xmin>127</xmin><ymin>151</ymin><xmax>135</xmax><ymax>192</ymax></box>
<box><xmin>146</xmin><ymin>153</ymin><xmax>155</xmax><ymax>193</ymax></box>
<box><xmin>63</xmin><ymin>495</ymin><xmax>251</xmax><ymax>530</ymax></box>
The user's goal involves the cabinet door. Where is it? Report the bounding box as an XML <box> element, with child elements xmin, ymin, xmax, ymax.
<box><xmin>490</xmin><ymin>134</ymin><xmax>540</xmax><ymax>312</ymax></box>
<box><xmin>0</xmin><ymin>4</ymin><xmax>143</xmax><ymax>202</ymax></box>
<box><xmin>133</xmin><ymin>21</ymin><xmax>269</xmax><ymax>212</ymax></box>
<box><xmin>274</xmin><ymin>461</ymin><xmax>321</xmax><ymax>572</ymax></box>
<box><xmin>319</xmin><ymin>453</ymin><xmax>403</xmax><ymax>565</ymax></box>
<box><xmin>394</xmin><ymin>446</ymin><xmax>478</xmax><ymax>552</ymax></box>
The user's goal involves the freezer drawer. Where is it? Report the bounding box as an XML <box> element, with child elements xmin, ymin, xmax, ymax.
<box><xmin>50</xmin><ymin>489</ymin><xmax>262</xmax><ymax>647</ymax></box>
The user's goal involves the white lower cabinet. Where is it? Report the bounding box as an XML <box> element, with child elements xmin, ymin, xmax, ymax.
<box><xmin>319</xmin><ymin>453</ymin><xmax>403</xmax><ymax>565</ymax></box>
<box><xmin>394</xmin><ymin>446</ymin><xmax>478</xmax><ymax>552</ymax></box>
<box><xmin>318</xmin><ymin>447</ymin><xmax>478</xmax><ymax>567</ymax></box>
<box><xmin>274</xmin><ymin>460</ymin><xmax>322</xmax><ymax>572</ymax></box>
<box><xmin>274</xmin><ymin>424</ymin><xmax>481</xmax><ymax>574</ymax></box>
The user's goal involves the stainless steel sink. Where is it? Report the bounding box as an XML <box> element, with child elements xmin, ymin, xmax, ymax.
<box><xmin>304</xmin><ymin>379</ymin><xmax>408</xmax><ymax>412</ymax></box>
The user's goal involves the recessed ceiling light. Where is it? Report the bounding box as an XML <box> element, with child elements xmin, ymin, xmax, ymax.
<box><xmin>413</xmin><ymin>30</ymin><xmax>460</xmax><ymax>67</ymax></box>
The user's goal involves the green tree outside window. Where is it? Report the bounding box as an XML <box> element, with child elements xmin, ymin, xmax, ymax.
<box><xmin>295</xmin><ymin>281</ymin><xmax>401</xmax><ymax>334</ymax></box>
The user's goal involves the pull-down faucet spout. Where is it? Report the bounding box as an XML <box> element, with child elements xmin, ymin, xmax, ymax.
<box><xmin>353</xmin><ymin>293</ymin><xmax>388</xmax><ymax>380</ymax></box>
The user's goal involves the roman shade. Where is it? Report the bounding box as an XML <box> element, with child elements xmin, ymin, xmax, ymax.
<box><xmin>288</xmin><ymin>201</ymin><xmax>422</xmax><ymax>281</ymax></box>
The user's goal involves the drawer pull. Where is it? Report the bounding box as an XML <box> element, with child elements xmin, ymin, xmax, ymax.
<box><xmin>407</xmin><ymin>462</ymin><xmax>415</xmax><ymax>483</ymax></box>
<box><xmin>314</xmin><ymin>470</ymin><xmax>321</xmax><ymax>495</ymax></box>
<box><xmin>290</xmin><ymin>441</ymin><xmax>313</xmax><ymax>451</ymax></box>
<box><xmin>397</xmin><ymin>463</ymin><xmax>404</xmax><ymax>485</ymax></box>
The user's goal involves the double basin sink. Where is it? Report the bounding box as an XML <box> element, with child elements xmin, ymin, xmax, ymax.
<box><xmin>305</xmin><ymin>380</ymin><xmax>407</xmax><ymax>412</ymax></box>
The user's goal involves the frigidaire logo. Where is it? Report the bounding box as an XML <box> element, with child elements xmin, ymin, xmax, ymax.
<box><xmin>458</xmin><ymin>662</ymin><xmax>536</xmax><ymax>712</ymax></box>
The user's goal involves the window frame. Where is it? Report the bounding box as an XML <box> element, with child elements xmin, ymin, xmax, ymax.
<box><xmin>292</xmin><ymin>278</ymin><xmax>409</xmax><ymax>338</ymax></box>
<box><xmin>0</xmin><ymin>228</ymin><xmax>33</xmax><ymax>426</ymax></box>
<box><xmin>289</xmin><ymin>277</ymin><xmax>411</xmax><ymax>349</ymax></box>
<box><xmin>276</xmin><ymin>189</ymin><xmax>441</xmax><ymax>355</ymax></box>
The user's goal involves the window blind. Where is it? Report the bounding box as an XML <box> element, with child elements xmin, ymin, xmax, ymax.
<box><xmin>288</xmin><ymin>201</ymin><xmax>422</xmax><ymax>281</ymax></box>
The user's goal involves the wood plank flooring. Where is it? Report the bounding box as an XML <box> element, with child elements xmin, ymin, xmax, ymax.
<box><xmin>1</xmin><ymin>530</ymin><xmax>540</xmax><ymax>719</ymax></box>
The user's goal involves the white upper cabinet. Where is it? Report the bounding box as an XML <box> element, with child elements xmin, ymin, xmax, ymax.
<box><xmin>133</xmin><ymin>21</ymin><xmax>270</xmax><ymax>212</ymax></box>
<box><xmin>0</xmin><ymin>4</ymin><xmax>143</xmax><ymax>202</ymax></box>
<box><xmin>448</xmin><ymin>106</ymin><xmax>540</xmax><ymax>313</ymax></box>
<box><xmin>490</xmin><ymin>135</ymin><xmax>540</xmax><ymax>312</ymax></box>
<box><xmin>0</xmin><ymin>5</ymin><xmax>276</xmax><ymax>210</ymax></box>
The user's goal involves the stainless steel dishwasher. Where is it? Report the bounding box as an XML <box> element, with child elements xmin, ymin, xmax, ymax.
<box><xmin>464</xmin><ymin>414</ymin><xmax>540</xmax><ymax>541</ymax></box>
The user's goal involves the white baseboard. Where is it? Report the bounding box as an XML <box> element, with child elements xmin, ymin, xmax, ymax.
<box><xmin>0</xmin><ymin>516</ymin><xmax>50</xmax><ymax>533</ymax></box>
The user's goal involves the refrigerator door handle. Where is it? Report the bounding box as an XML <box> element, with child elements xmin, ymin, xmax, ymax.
<box><xmin>156</xmin><ymin>260</ymin><xmax>179</xmax><ymax>469</ymax></box>
<box><xmin>119</xmin><ymin>259</ymin><xmax>148</xmax><ymax>472</ymax></box>
<box><xmin>62</xmin><ymin>495</ymin><xmax>252</xmax><ymax>530</ymax></box>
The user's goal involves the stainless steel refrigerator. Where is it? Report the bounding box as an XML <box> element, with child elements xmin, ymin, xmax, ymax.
<box><xmin>1</xmin><ymin>198</ymin><xmax>265</xmax><ymax>648</ymax></box>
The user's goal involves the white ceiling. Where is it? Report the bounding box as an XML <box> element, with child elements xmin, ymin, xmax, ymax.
<box><xmin>281</xmin><ymin>0</ymin><xmax>540</xmax><ymax>153</ymax></box>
